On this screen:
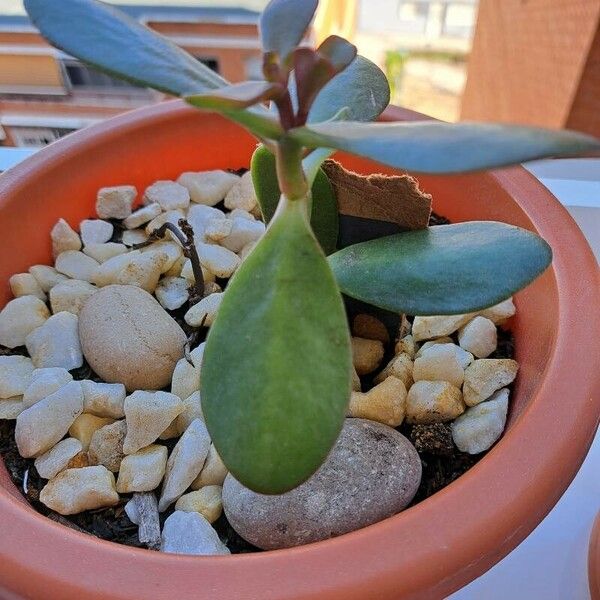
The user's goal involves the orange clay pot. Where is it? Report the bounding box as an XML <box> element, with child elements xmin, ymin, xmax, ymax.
<box><xmin>590</xmin><ymin>512</ymin><xmax>600</xmax><ymax>600</ymax></box>
<box><xmin>0</xmin><ymin>102</ymin><xmax>598</xmax><ymax>600</ymax></box>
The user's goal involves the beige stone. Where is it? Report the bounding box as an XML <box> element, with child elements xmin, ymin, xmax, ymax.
<box><xmin>458</xmin><ymin>316</ymin><xmax>497</xmax><ymax>358</ymax></box>
<box><xmin>40</xmin><ymin>466</ymin><xmax>119</xmax><ymax>515</ymax></box>
<box><xmin>0</xmin><ymin>397</ymin><xmax>25</xmax><ymax>420</ymax></box>
<box><xmin>69</xmin><ymin>413</ymin><xmax>114</xmax><ymax>450</ymax></box>
<box><xmin>144</xmin><ymin>180</ymin><xmax>190</xmax><ymax>211</ymax></box>
<box><xmin>145</xmin><ymin>209</ymin><xmax>185</xmax><ymax>236</ymax></box>
<box><xmin>49</xmin><ymin>279</ymin><xmax>97</xmax><ymax>315</ymax></box>
<box><xmin>220</xmin><ymin>217</ymin><xmax>265</xmax><ymax>253</ymax></box>
<box><xmin>204</xmin><ymin>217</ymin><xmax>233</xmax><ymax>242</ymax></box>
<box><xmin>175</xmin><ymin>486</ymin><xmax>223</xmax><ymax>523</ymax></box>
<box><xmin>480</xmin><ymin>297</ymin><xmax>516</xmax><ymax>324</ymax></box>
<box><xmin>123</xmin><ymin>202</ymin><xmax>162</xmax><ymax>229</ymax></box>
<box><xmin>121</xmin><ymin>229</ymin><xmax>148</xmax><ymax>247</ymax></box>
<box><xmin>26</xmin><ymin>311</ymin><xmax>83</xmax><ymax>370</ymax></box>
<box><xmin>28</xmin><ymin>265</ymin><xmax>69</xmax><ymax>292</ymax></box>
<box><xmin>171</xmin><ymin>343</ymin><xmax>205</xmax><ymax>400</ymax></box>
<box><xmin>55</xmin><ymin>251</ymin><xmax>100</xmax><ymax>282</ymax></box>
<box><xmin>88</xmin><ymin>419</ymin><xmax>127</xmax><ymax>472</ymax></box>
<box><xmin>9</xmin><ymin>273</ymin><xmax>46</xmax><ymax>301</ymax></box>
<box><xmin>196</xmin><ymin>242</ymin><xmax>240</xmax><ymax>278</ymax></box>
<box><xmin>175</xmin><ymin>391</ymin><xmax>204</xmax><ymax>435</ymax></box>
<box><xmin>96</xmin><ymin>185</ymin><xmax>136</xmax><ymax>219</ymax></box>
<box><xmin>191</xmin><ymin>444</ymin><xmax>228</xmax><ymax>489</ymax></box>
<box><xmin>413</xmin><ymin>344</ymin><xmax>465</xmax><ymax>388</ymax></box>
<box><xmin>463</xmin><ymin>359</ymin><xmax>519</xmax><ymax>406</ymax></box>
<box><xmin>50</xmin><ymin>218</ymin><xmax>81</xmax><ymax>257</ymax></box>
<box><xmin>181</xmin><ymin>259</ymin><xmax>215</xmax><ymax>284</ymax></box>
<box><xmin>0</xmin><ymin>355</ymin><xmax>34</xmax><ymax>399</ymax></box>
<box><xmin>155</xmin><ymin>276</ymin><xmax>189</xmax><ymax>311</ymax></box>
<box><xmin>116</xmin><ymin>444</ymin><xmax>168</xmax><ymax>493</ymax></box>
<box><xmin>374</xmin><ymin>352</ymin><xmax>413</xmax><ymax>388</ymax></box>
<box><xmin>224</xmin><ymin>171</ymin><xmax>257</xmax><ymax>212</ymax></box>
<box><xmin>414</xmin><ymin>337</ymin><xmax>454</xmax><ymax>358</ymax></box>
<box><xmin>406</xmin><ymin>380</ymin><xmax>465</xmax><ymax>424</ymax></box>
<box><xmin>80</xmin><ymin>219</ymin><xmax>114</xmax><ymax>245</ymax></box>
<box><xmin>351</xmin><ymin>337</ymin><xmax>384</xmax><ymax>376</ymax></box>
<box><xmin>159</xmin><ymin>419</ymin><xmax>211</xmax><ymax>512</ymax></box>
<box><xmin>92</xmin><ymin>250</ymin><xmax>168</xmax><ymax>293</ymax></box>
<box><xmin>141</xmin><ymin>241</ymin><xmax>183</xmax><ymax>274</ymax></box>
<box><xmin>0</xmin><ymin>295</ymin><xmax>50</xmax><ymax>348</ymax></box>
<box><xmin>352</xmin><ymin>314</ymin><xmax>389</xmax><ymax>344</ymax></box>
<box><xmin>15</xmin><ymin>381</ymin><xmax>83</xmax><ymax>457</ymax></box>
<box><xmin>123</xmin><ymin>390</ymin><xmax>184</xmax><ymax>454</ymax></box>
<box><xmin>81</xmin><ymin>380</ymin><xmax>126</xmax><ymax>419</ymax></box>
<box><xmin>23</xmin><ymin>367</ymin><xmax>72</xmax><ymax>408</ymax></box>
<box><xmin>34</xmin><ymin>438</ymin><xmax>83</xmax><ymax>480</ymax></box>
<box><xmin>348</xmin><ymin>376</ymin><xmax>407</xmax><ymax>427</ymax></box>
<box><xmin>412</xmin><ymin>314</ymin><xmax>476</xmax><ymax>342</ymax></box>
<box><xmin>83</xmin><ymin>242</ymin><xmax>128</xmax><ymax>263</ymax></box>
<box><xmin>186</xmin><ymin>204</ymin><xmax>226</xmax><ymax>238</ymax></box>
<box><xmin>184</xmin><ymin>292</ymin><xmax>223</xmax><ymax>327</ymax></box>
<box><xmin>177</xmin><ymin>170</ymin><xmax>239</xmax><ymax>206</ymax></box>
<box><xmin>78</xmin><ymin>285</ymin><xmax>186</xmax><ymax>391</ymax></box>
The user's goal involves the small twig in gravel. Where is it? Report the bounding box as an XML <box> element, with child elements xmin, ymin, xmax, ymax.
<box><xmin>132</xmin><ymin>492</ymin><xmax>161</xmax><ymax>550</ymax></box>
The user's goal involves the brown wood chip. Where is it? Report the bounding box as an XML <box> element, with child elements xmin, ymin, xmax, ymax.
<box><xmin>322</xmin><ymin>160</ymin><xmax>432</xmax><ymax>230</ymax></box>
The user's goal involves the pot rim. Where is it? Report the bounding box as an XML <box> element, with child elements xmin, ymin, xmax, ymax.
<box><xmin>0</xmin><ymin>100</ymin><xmax>598</xmax><ymax>600</ymax></box>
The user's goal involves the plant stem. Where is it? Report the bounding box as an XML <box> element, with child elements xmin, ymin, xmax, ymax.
<box><xmin>132</xmin><ymin>220</ymin><xmax>205</xmax><ymax>301</ymax></box>
<box><xmin>275</xmin><ymin>137</ymin><xmax>309</xmax><ymax>203</ymax></box>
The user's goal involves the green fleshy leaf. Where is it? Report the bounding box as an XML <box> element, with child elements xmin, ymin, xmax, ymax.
<box><xmin>317</xmin><ymin>35</ymin><xmax>358</xmax><ymax>72</ymax></box>
<box><xmin>202</xmin><ymin>197</ymin><xmax>351</xmax><ymax>494</ymax></box>
<box><xmin>307</xmin><ymin>55</ymin><xmax>390</xmax><ymax>123</ymax></box>
<box><xmin>328</xmin><ymin>222</ymin><xmax>552</xmax><ymax>315</ymax></box>
<box><xmin>291</xmin><ymin>121</ymin><xmax>600</xmax><ymax>173</ymax></box>
<box><xmin>260</xmin><ymin>0</ymin><xmax>318</xmax><ymax>61</ymax></box>
<box><xmin>24</xmin><ymin>0</ymin><xmax>225</xmax><ymax>96</ymax></box>
<box><xmin>251</xmin><ymin>145</ymin><xmax>339</xmax><ymax>254</ymax></box>
<box><xmin>186</xmin><ymin>81</ymin><xmax>284</xmax><ymax>110</ymax></box>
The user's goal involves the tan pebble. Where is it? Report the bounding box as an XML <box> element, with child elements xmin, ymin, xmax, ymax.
<box><xmin>348</xmin><ymin>376</ymin><xmax>407</xmax><ymax>427</ymax></box>
<box><xmin>0</xmin><ymin>355</ymin><xmax>34</xmax><ymax>399</ymax></box>
<box><xmin>480</xmin><ymin>298</ymin><xmax>516</xmax><ymax>324</ymax></box>
<box><xmin>69</xmin><ymin>413</ymin><xmax>114</xmax><ymax>450</ymax></box>
<box><xmin>81</xmin><ymin>380</ymin><xmax>126</xmax><ymax>419</ymax></box>
<box><xmin>191</xmin><ymin>444</ymin><xmax>228</xmax><ymax>489</ymax></box>
<box><xmin>144</xmin><ymin>180</ymin><xmax>190</xmax><ymax>211</ymax></box>
<box><xmin>51</xmin><ymin>218</ymin><xmax>82</xmax><ymax>257</ymax></box>
<box><xmin>374</xmin><ymin>352</ymin><xmax>413</xmax><ymax>388</ymax></box>
<box><xmin>28</xmin><ymin>265</ymin><xmax>69</xmax><ymax>293</ymax></box>
<box><xmin>175</xmin><ymin>486</ymin><xmax>223</xmax><ymax>523</ymax></box>
<box><xmin>83</xmin><ymin>242</ymin><xmax>128</xmax><ymax>263</ymax></box>
<box><xmin>224</xmin><ymin>171</ymin><xmax>257</xmax><ymax>212</ymax></box>
<box><xmin>49</xmin><ymin>279</ymin><xmax>97</xmax><ymax>316</ymax></box>
<box><xmin>9</xmin><ymin>273</ymin><xmax>46</xmax><ymax>301</ymax></box>
<box><xmin>66</xmin><ymin>451</ymin><xmax>90</xmax><ymax>469</ymax></box>
<box><xmin>116</xmin><ymin>444</ymin><xmax>168</xmax><ymax>493</ymax></box>
<box><xmin>0</xmin><ymin>296</ymin><xmax>50</xmax><ymax>348</ymax></box>
<box><xmin>184</xmin><ymin>292</ymin><xmax>223</xmax><ymax>327</ymax></box>
<box><xmin>394</xmin><ymin>334</ymin><xmax>416</xmax><ymax>358</ymax></box>
<box><xmin>171</xmin><ymin>343</ymin><xmax>204</xmax><ymax>400</ymax></box>
<box><xmin>34</xmin><ymin>438</ymin><xmax>83</xmax><ymax>479</ymax></box>
<box><xmin>412</xmin><ymin>314</ymin><xmax>475</xmax><ymax>342</ymax></box>
<box><xmin>406</xmin><ymin>380</ymin><xmax>465</xmax><ymax>424</ymax></box>
<box><xmin>413</xmin><ymin>344</ymin><xmax>465</xmax><ymax>388</ymax></box>
<box><xmin>88</xmin><ymin>420</ymin><xmax>127</xmax><ymax>472</ymax></box>
<box><xmin>177</xmin><ymin>170</ymin><xmax>239</xmax><ymax>206</ymax></box>
<box><xmin>96</xmin><ymin>185</ymin><xmax>136</xmax><ymax>220</ymax></box>
<box><xmin>463</xmin><ymin>359</ymin><xmax>519</xmax><ymax>406</ymax></box>
<box><xmin>351</xmin><ymin>337</ymin><xmax>384</xmax><ymax>375</ymax></box>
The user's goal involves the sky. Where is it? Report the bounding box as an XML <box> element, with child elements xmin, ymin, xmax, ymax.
<box><xmin>1</xmin><ymin>0</ymin><xmax>270</xmax><ymax>16</ymax></box>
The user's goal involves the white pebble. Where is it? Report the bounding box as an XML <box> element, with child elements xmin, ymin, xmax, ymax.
<box><xmin>412</xmin><ymin>314</ymin><xmax>476</xmax><ymax>342</ymax></box>
<box><xmin>23</xmin><ymin>367</ymin><xmax>72</xmax><ymax>408</ymax></box>
<box><xmin>123</xmin><ymin>390</ymin><xmax>184</xmax><ymax>454</ymax></box>
<box><xmin>49</xmin><ymin>279</ymin><xmax>97</xmax><ymax>315</ymax></box>
<box><xmin>80</xmin><ymin>219</ymin><xmax>114</xmax><ymax>245</ymax></box>
<box><xmin>0</xmin><ymin>295</ymin><xmax>50</xmax><ymax>348</ymax></box>
<box><xmin>204</xmin><ymin>218</ymin><xmax>233</xmax><ymax>242</ymax></box>
<box><xmin>452</xmin><ymin>388</ymin><xmax>509</xmax><ymax>454</ymax></box>
<box><xmin>122</xmin><ymin>229</ymin><xmax>148</xmax><ymax>247</ymax></box>
<box><xmin>81</xmin><ymin>380</ymin><xmax>126</xmax><ymax>419</ymax></box>
<box><xmin>463</xmin><ymin>359</ymin><xmax>519</xmax><ymax>406</ymax></box>
<box><xmin>123</xmin><ymin>202</ymin><xmax>162</xmax><ymax>229</ymax></box>
<box><xmin>15</xmin><ymin>380</ymin><xmax>83</xmax><ymax>457</ymax></box>
<box><xmin>175</xmin><ymin>391</ymin><xmax>204</xmax><ymax>435</ymax></box>
<box><xmin>184</xmin><ymin>292</ymin><xmax>223</xmax><ymax>327</ymax></box>
<box><xmin>155</xmin><ymin>276</ymin><xmax>189</xmax><ymax>311</ymax></box>
<box><xmin>413</xmin><ymin>344</ymin><xmax>465</xmax><ymax>388</ymax></box>
<box><xmin>414</xmin><ymin>337</ymin><xmax>453</xmax><ymax>358</ymax></box>
<box><xmin>0</xmin><ymin>355</ymin><xmax>34</xmax><ymax>398</ymax></box>
<box><xmin>93</xmin><ymin>250</ymin><xmax>168</xmax><ymax>293</ymax></box>
<box><xmin>160</xmin><ymin>511</ymin><xmax>230</xmax><ymax>555</ymax></box>
<box><xmin>40</xmin><ymin>465</ymin><xmax>119</xmax><ymax>515</ymax></box>
<box><xmin>145</xmin><ymin>210</ymin><xmax>185</xmax><ymax>236</ymax></box>
<box><xmin>50</xmin><ymin>218</ymin><xmax>81</xmax><ymax>257</ymax></box>
<box><xmin>239</xmin><ymin>241</ymin><xmax>258</xmax><ymax>262</ymax></box>
<box><xmin>171</xmin><ymin>343</ymin><xmax>205</xmax><ymax>400</ymax></box>
<box><xmin>117</xmin><ymin>444</ymin><xmax>168</xmax><ymax>493</ymax></box>
<box><xmin>140</xmin><ymin>241</ymin><xmax>182</xmax><ymax>274</ymax></box>
<box><xmin>177</xmin><ymin>170</ymin><xmax>239</xmax><ymax>206</ymax></box>
<box><xmin>180</xmin><ymin>259</ymin><xmax>215</xmax><ymax>284</ymax></box>
<box><xmin>159</xmin><ymin>419</ymin><xmax>211</xmax><ymax>511</ymax></box>
<box><xmin>83</xmin><ymin>242</ymin><xmax>128</xmax><ymax>263</ymax></box>
<box><xmin>25</xmin><ymin>311</ymin><xmax>83</xmax><ymax>370</ymax></box>
<box><xmin>0</xmin><ymin>398</ymin><xmax>25</xmax><ymax>419</ymax></box>
<box><xmin>224</xmin><ymin>171</ymin><xmax>257</xmax><ymax>212</ymax></box>
<box><xmin>96</xmin><ymin>185</ymin><xmax>136</xmax><ymax>220</ymax></box>
<box><xmin>144</xmin><ymin>180</ymin><xmax>190</xmax><ymax>211</ymax></box>
<box><xmin>458</xmin><ymin>316</ymin><xmax>498</xmax><ymax>358</ymax></box>
<box><xmin>406</xmin><ymin>380</ymin><xmax>465</xmax><ymax>424</ymax></box>
<box><xmin>55</xmin><ymin>251</ymin><xmax>100</xmax><ymax>282</ymax></box>
<box><xmin>28</xmin><ymin>265</ymin><xmax>69</xmax><ymax>292</ymax></box>
<box><xmin>9</xmin><ymin>273</ymin><xmax>46</xmax><ymax>301</ymax></box>
<box><xmin>175</xmin><ymin>485</ymin><xmax>223</xmax><ymax>523</ymax></box>
<box><xmin>34</xmin><ymin>438</ymin><xmax>83</xmax><ymax>479</ymax></box>
<box><xmin>196</xmin><ymin>243</ymin><xmax>240</xmax><ymax>278</ymax></box>
<box><xmin>186</xmin><ymin>204</ymin><xmax>226</xmax><ymax>238</ymax></box>
<box><xmin>191</xmin><ymin>444</ymin><xmax>228</xmax><ymax>489</ymax></box>
<box><xmin>480</xmin><ymin>298</ymin><xmax>516</xmax><ymax>324</ymax></box>
<box><xmin>221</xmin><ymin>216</ymin><xmax>265</xmax><ymax>253</ymax></box>
<box><xmin>229</xmin><ymin>208</ymin><xmax>255</xmax><ymax>221</ymax></box>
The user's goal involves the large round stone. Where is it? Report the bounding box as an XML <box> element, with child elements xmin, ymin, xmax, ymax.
<box><xmin>79</xmin><ymin>285</ymin><xmax>186</xmax><ymax>391</ymax></box>
<box><xmin>222</xmin><ymin>418</ymin><xmax>422</xmax><ymax>549</ymax></box>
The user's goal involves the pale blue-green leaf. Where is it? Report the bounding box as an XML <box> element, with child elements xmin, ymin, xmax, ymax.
<box><xmin>290</xmin><ymin>121</ymin><xmax>600</xmax><ymax>173</ymax></box>
<box><xmin>185</xmin><ymin>81</ymin><xmax>283</xmax><ymax>110</ymax></box>
<box><xmin>260</xmin><ymin>0</ymin><xmax>318</xmax><ymax>60</ymax></box>
<box><xmin>202</xmin><ymin>198</ymin><xmax>351</xmax><ymax>493</ymax></box>
<box><xmin>24</xmin><ymin>0</ymin><xmax>225</xmax><ymax>96</ymax></box>
<box><xmin>328</xmin><ymin>222</ymin><xmax>552</xmax><ymax>315</ymax></box>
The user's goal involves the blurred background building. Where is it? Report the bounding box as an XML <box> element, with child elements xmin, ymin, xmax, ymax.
<box><xmin>0</xmin><ymin>0</ymin><xmax>599</xmax><ymax>149</ymax></box>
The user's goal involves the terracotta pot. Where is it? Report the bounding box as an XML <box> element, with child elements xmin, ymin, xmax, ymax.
<box><xmin>590</xmin><ymin>512</ymin><xmax>600</xmax><ymax>600</ymax></box>
<box><xmin>0</xmin><ymin>101</ymin><xmax>598</xmax><ymax>600</ymax></box>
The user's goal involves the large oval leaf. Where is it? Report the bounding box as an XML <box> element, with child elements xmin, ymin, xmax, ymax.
<box><xmin>291</xmin><ymin>121</ymin><xmax>600</xmax><ymax>173</ymax></box>
<box><xmin>251</xmin><ymin>145</ymin><xmax>339</xmax><ymax>254</ymax></box>
<box><xmin>24</xmin><ymin>0</ymin><xmax>225</xmax><ymax>96</ymax></box>
<box><xmin>260</xmin><ymin>0</ymin><xmax>318</xmax><ymax>61</ymax></box>
<box><xmin>202</xmin><ymin>197</ymin><xmax>351</xmax><ymax>494</ymax></box>
<box><xmin>328</xmin><ymin>222</ymin><xmax>552</xmax><ymax>315</ymax></box>
<box><xmin>308</xmin><ymin>55</ymin><xmax>391</xmax><ymax>123</ymax></box>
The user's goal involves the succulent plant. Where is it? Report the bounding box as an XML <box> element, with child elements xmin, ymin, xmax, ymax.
<box><xmin>25</xmin><ymin>0</ymin><xmax>600</xmax><ymax>494</ymax></box>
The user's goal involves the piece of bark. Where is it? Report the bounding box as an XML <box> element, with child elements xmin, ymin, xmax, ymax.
<box><xmin>132</xmin><ymin>492</ymin><xmax>161</xmax><ymax>550</ymax></box>
<box><xmin>322</xmin><ymin>160</ymin><xmax>432</xmax><ymax>230</ymax></box>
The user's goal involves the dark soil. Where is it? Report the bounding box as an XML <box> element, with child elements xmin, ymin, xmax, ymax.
<box><xmin>0</xmin><ymin>209</ymin><xmax>513</xmax><ymax>553</ymax></box>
